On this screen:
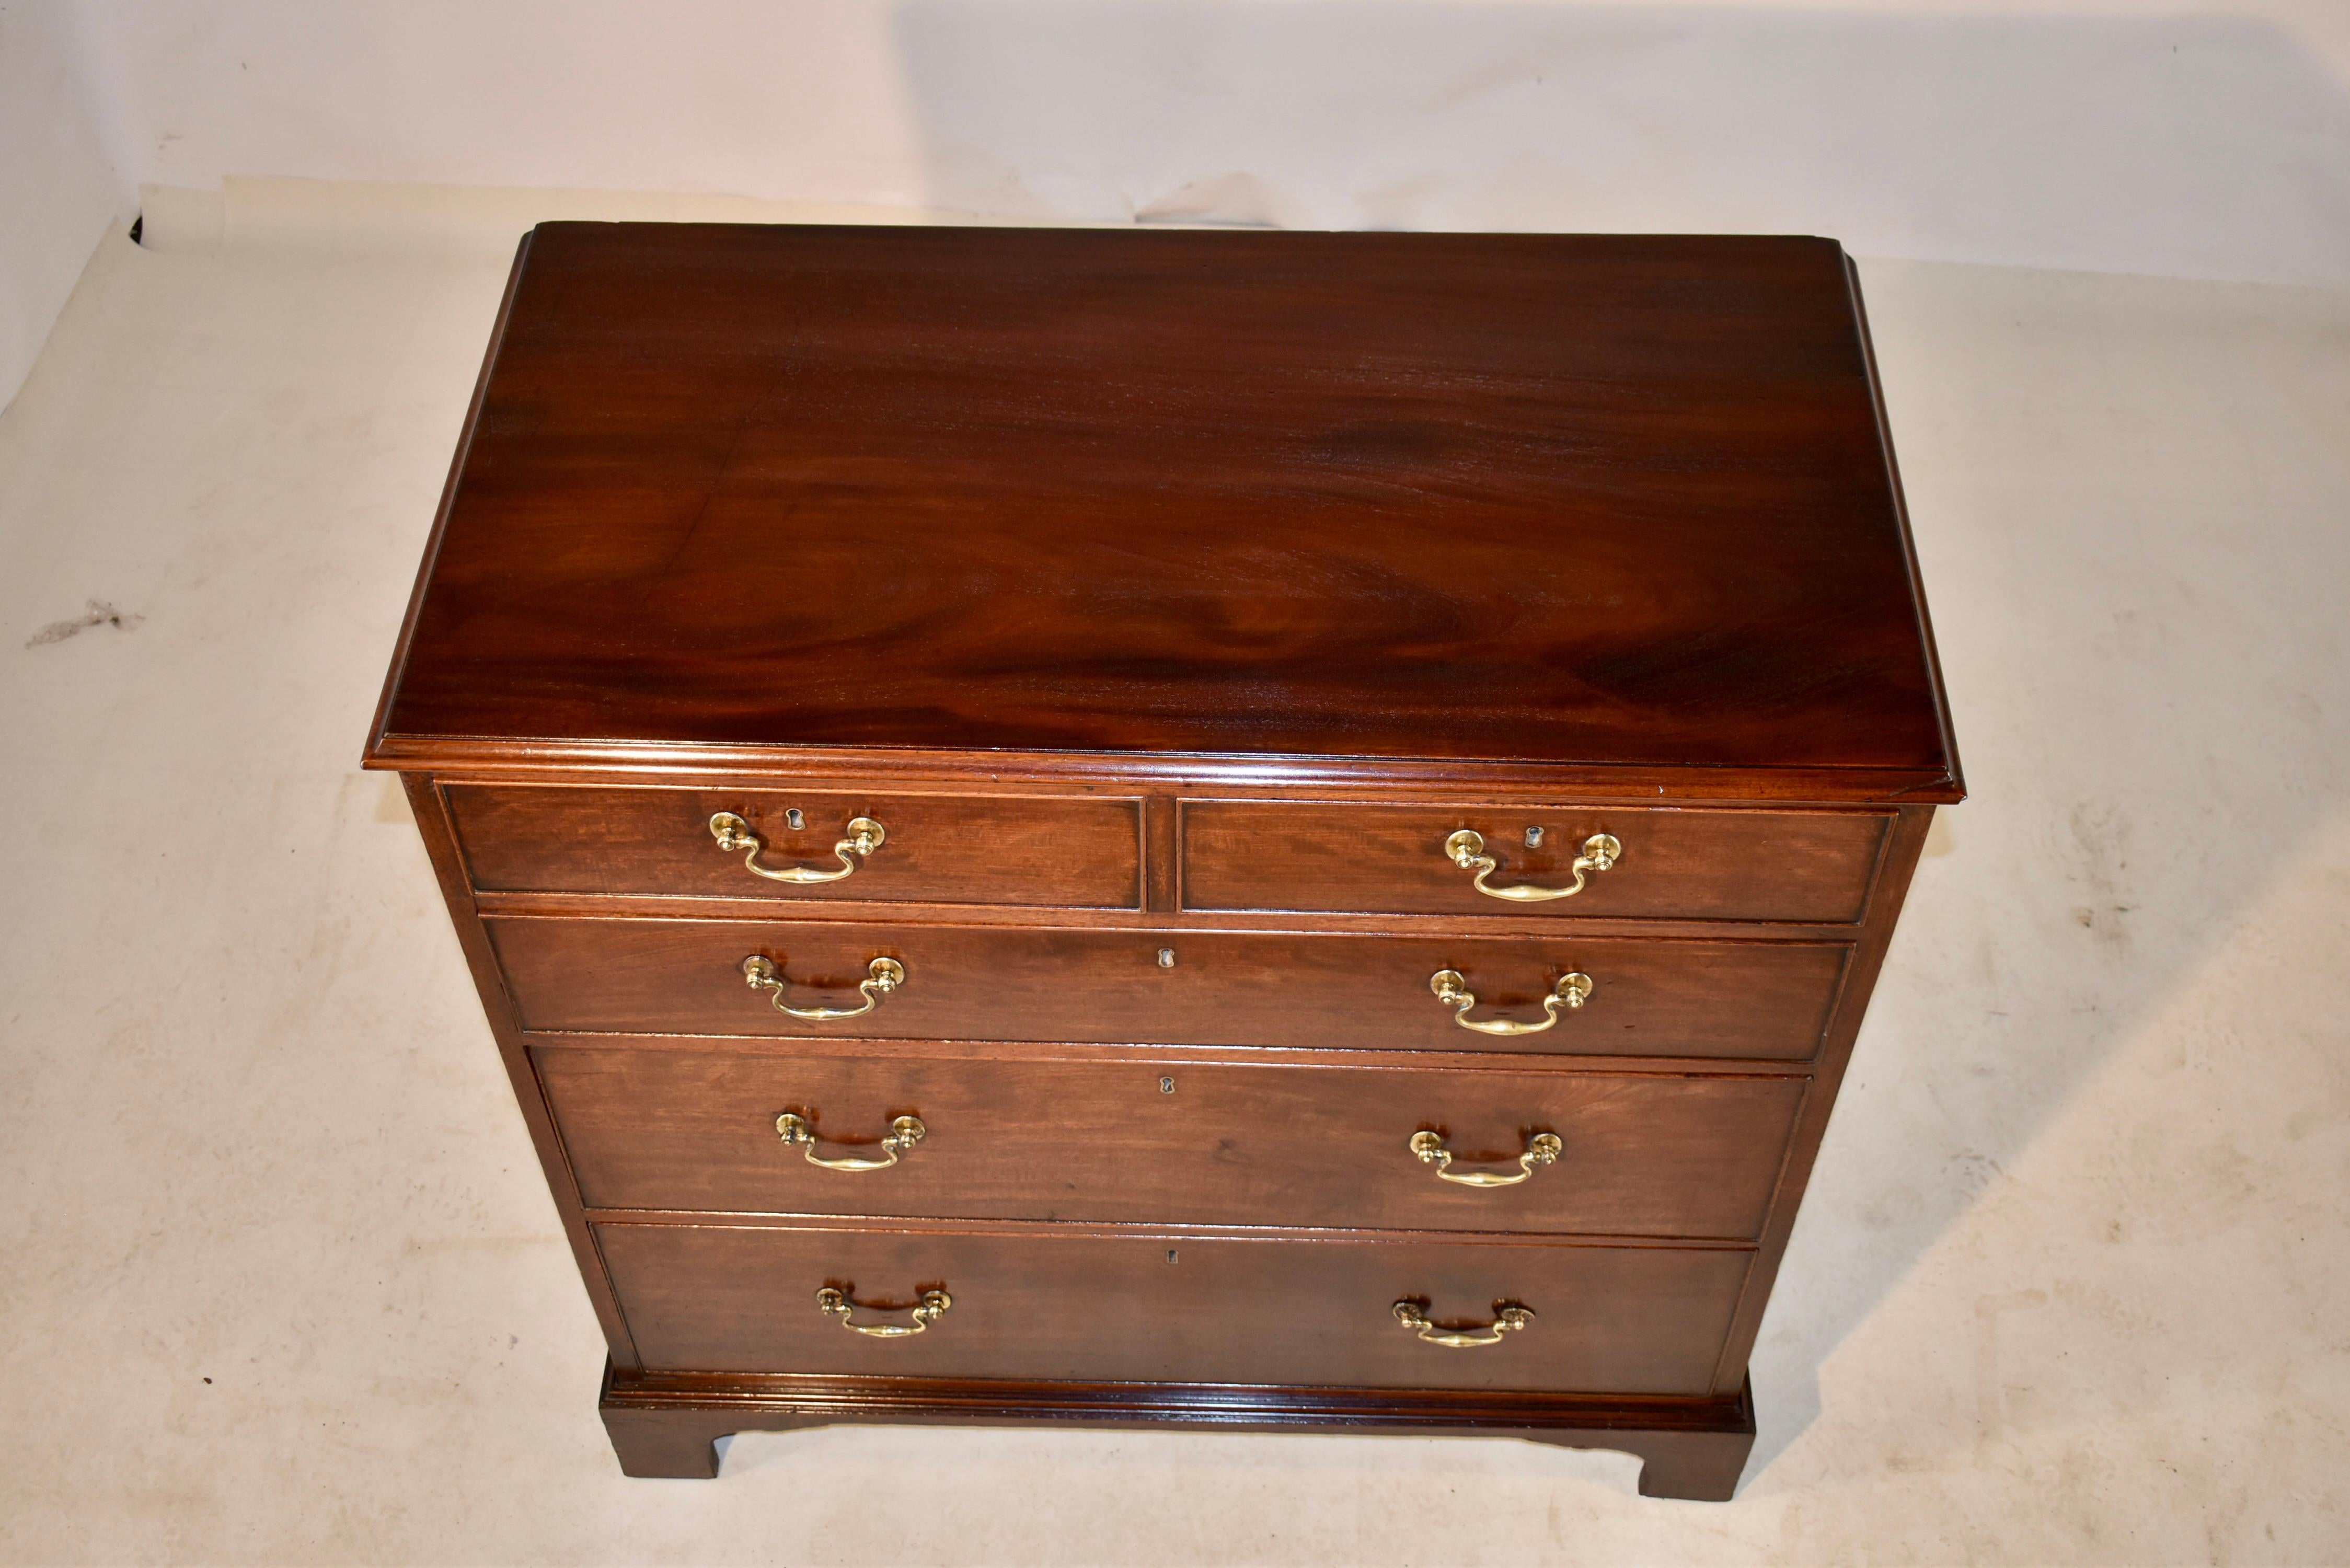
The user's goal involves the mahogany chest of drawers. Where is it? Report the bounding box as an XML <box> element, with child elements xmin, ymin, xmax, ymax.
<box><xmin>365</xmin><ymin>223</ymin><xmax>1961</xmax><ymax>1500</ymax></box>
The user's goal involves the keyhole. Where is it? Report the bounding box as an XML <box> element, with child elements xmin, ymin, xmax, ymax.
<box><xmin>1159</xmin><ymin>1076</ymin><xmax>1175</xmax><ymax>1093</ymax></box>
<box><xmin>785</xmin><ymin>809</ymin><xmax>804</xmax><ymax>830</ymax></box>
<box><xmin>1166</xmin><ymin>1249</ymin><xmax>1179</xmax><ymax>1264</ymax></box>
<box><xmin>1525</xmin><ymin>825</ymin><xmax>1544</xmax><ymax>848</ymax></box>
<box><xmin>1157</xmin><ymin>948</ymin><xmax>1176</xmax><ymax>968</ymax></box>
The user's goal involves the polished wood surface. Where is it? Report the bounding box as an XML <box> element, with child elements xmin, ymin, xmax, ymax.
<box><xmin>539</xmin><ymin>1047</ymin><xmax>1807</xmax><ymax>1237</ymax></box>
<box><xmin>599</xmin><ymin>1366</ymin><xmax>1759</xmax><ymax>1500</ymax></box>
<box><xmin>446</xmin><ymin>783</ymin><xmax>1142</xmax><ymax>908</ymax></box>
<box><xmin>370</xmin><ymin>225</ymin><xmax>1960</xmax><ymax>804</ymax></box>
<box><xmin>488</xmin><ymin>917</ymin><xmax>1848</xmax><ymax>1058</ymax></box>
<box><xmin>371</xmin><ymin>227</ymin><xmax>1963</xmax><ymax>1499</ymax></box>
<box><xmin>1181</xmin><ymin>801</ymin><xmax>1887</xmax><ymax>921</ymax></box>
<box><xmin>594</xmin><ymin>1220</ymin><xmax>1750</xmax><ymax>1393</ymax></box>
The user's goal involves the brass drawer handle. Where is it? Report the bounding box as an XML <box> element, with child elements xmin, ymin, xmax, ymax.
<box><xmin>1429</xmin><ymin>969</ymin><xmax>1593</xmax><ymax>1035</ymax></box>
<box><xmin>815</xmin><ymin>1285</ymin><xmax>951</xmax><ymax>1338</ymax></box>
<box><xmin>1391</xmin><ymin>1299</ymin><xmax>1535</xmax><ymax>1348</ymax></box>
<box><xmin>1444</xmin><ymin>829</ymin><xmax>1619</xmax><ymax>902</ymax></box>
<box><xmin>777</xmin><ymin>1111</ymin><xmax>926</xmax><ymax>1171</ymax></box>
<box><xmin>710</xmin><ymin>811</ymin><xmax>885</xmax><ymax>883</ymax></box>
<box><xmin>1409</xmin><ymin>1129</ymin><xmax>1562</xmax><ymax>1187</ymax></box>
<box><xmin>741</xmin><ymin>953</ymin><xmax>905</xmax><ymax>1021</ymax></box>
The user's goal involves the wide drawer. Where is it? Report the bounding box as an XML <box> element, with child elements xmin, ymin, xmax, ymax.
<box><xmin>489</xmin><ymin>918</ymin><xmax>1847</xmax><ymax>1059</ymax></box>
<box><xmin>1181</xmin><ymin>802</ymin><xmax>1888</xmax><ymax>923</ymax></box>
<box><xmin>597</xmin><ymin>1221</ymin><xmax>1750</xmax><ymax>1393</ymax></box>
<box><xmin>542</xmin><ymin>1048</ymin><xmax>1806</xmax><ymax>1238</ymax></box>
<box><xmin>445</xmin><ymin>785</ymin><xmax>1142</xmax><ymax>909</ymax></box>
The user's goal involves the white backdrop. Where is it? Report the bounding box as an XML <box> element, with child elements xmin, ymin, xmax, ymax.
<box><xmin>7</xmin><ymin>0</ymin><xmax>2350</xmax><ymax>407</ymax></box>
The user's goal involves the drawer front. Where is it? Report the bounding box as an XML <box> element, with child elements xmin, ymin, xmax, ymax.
<box><xmin>445</xmin><ymin>785</ymin><xmax>1142</xmax><ymax>909</ymax></box>
<box><xmin>543</xmin><ymin>1048</ymin><xmax>1806</xmax><ymax>1238</ymax></box>
<box><xmin>596</xmin><ymin>1221</ymin><xmax>1750</xmax><ymax>1393</ymax></box>
<box><xmin>489</xmin><ymin>918</ymin><xmax>1847</xmax><ymax>1060</ymax></box>
<box><xmin>1182</xmin><ymin>802</ymin><xmax>1888</xmax><ymax>923</ymax></box>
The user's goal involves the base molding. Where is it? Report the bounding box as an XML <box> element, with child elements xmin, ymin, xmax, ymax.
<box><xmin>599</xmin><ymin>1365</ymin><xmax>1756</xmax><ymax>1501</ymax></box>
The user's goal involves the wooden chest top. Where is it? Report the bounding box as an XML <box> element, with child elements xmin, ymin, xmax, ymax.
<box><xmin>368</xmin><ymin>223</ymin><xmax>1959</xmax><ymax>802</ymax></box>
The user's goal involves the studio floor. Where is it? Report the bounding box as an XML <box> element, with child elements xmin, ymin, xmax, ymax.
<box><xmin>2</xmin><ymin>182</ymin><xmax>2345</xmax><ymax>1565</ymax></box>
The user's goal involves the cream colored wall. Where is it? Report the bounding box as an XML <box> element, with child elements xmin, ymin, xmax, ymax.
<box><xmin>8</xmin><ymin>0</ymin><xmax>2350</xmax><ymax>409</ymax></box>
<box><xmin>71</xmin><ymin>0</ymin><xmax>2350</xmax><ymax>282</ymax></box>
<box><xmin>0</xmin><ymin>0</ymin><xmax>135</xmax><ymax>411</ymax></box>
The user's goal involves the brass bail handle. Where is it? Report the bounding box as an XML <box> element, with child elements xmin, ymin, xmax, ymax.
<box><xmin>1429</xmin><ymin>969</ymin><xmax>1594</xmax><ymax>1035</ymax></box>
<box><xmin>1391</xmin><ymin>1300</ymin><xmax>1535</xmax><ymax>1348</ymax></box>
<box><xmin>1410</xmin><ymin>1129</ymin><xmax>1563</xmax><ymax>1187</ymax></box>
<box><xmin>816</xmin><ymin>1285</ymin><xmax>952</xmax><ymax>1338</ymax></box>
<box><xmin>741</xmin><ymin>953</ymin><xmax>905</xmax><ymax>1021</ymax></box>
<box><xmin>1444</xmin><ymin>829</ymin><xmax>1620</xmax><ymax>902</ymax></box>
<box><xmin>710</xmin><ymin>811</ymin><xmax>885</xmax><ymax>883</ymax></box>
<box><xmin>776</xmin><ymin>1111</ymin><xmax>926</xmax><ymax>1171</ymax></box>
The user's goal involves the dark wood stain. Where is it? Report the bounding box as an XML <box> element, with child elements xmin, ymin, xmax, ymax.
<box><xmin>1180</xmin><ymin>800</ymin><xmax>1887</xmax><ymax>921</ymax></box>
<box><xmin>594</xmin><ymin>1220</ymin><xmax>1752</xmax><ymax>1394</ymax></box>
<box><xmin>371</xmin><ymin>225</ymin><xmax>1960</xmax><ymax>800</ymax></box>
<box><xmin>446</xmin><ymin>782</ymin><xmax>1143</xmax><ymax>909</ymax></box>
<box><xmin>539</xmin><ymin>1047</ymin><xmax>1808</xmax><ymax>1238</ymax></box>
<box><xmin>369</xmin><ymin>225</ymin><xmax>1962</xmax><ymax>1498</ymax></box>
<box><xmin>600</xmin><ymin>1367</ymin><xmax>1758</xmax><ymax>1499</ymax></box>
<box><xmin>486</xmin><ymin>917</ymin><xmax>1847</xmax><ymax>1060</ymax></box>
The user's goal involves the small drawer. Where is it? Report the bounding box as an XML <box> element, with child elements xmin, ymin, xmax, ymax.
<box><xmin>542</xmin><ymin>1048</ymin><xmax>1806</xmax><ymax>1239</ymax></box>
<box><xmin>595</xmin><ymin>1220</ymin><xmax>1750</xmax><ymax>1393</ymax></box>
<box><xmin>1181</xmin><ymin>801</ymin><xmax>1888</xmax><ymax>923</ymax></box>
<box><xmin>488</xmin><ymin>918</ymin><xmax>1847</xmax><ymax>1060</ymax></box>
<box><xmin>445</xmin><ymin>785</ymin><xmax>1141</xmax><ymax>909</ymax></box>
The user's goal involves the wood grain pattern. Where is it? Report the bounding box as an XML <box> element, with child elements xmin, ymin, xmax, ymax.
<box><xmin>1182</xmin><ymin>800</ymin><xmax>1887</xmax><ymax>922</ymax></box>
<box><xmin>487</xmin><ymin>917</ymin><xmax>1849</xmax><ymax>1059</ymax></box>
<box><xmin>367</xmin><ymin>225</ymin><xmax>1961</xmax><ymax>1499</ymax></box>
<box><xmin>445</xmin><ymin>782</ymin><xmax>1142</xmax><ymax>908</ymax></box>
<box><xmin>538</xmin><ymin>1047</ymin><xmax>1808</xmax><ymax>1238</ymax></box>
<box><xmin>368</xmin><ymin>225</ymin><xmax>1960</xmax><ymax>803</ymax></box>
<box><xmin>595</xmin><ymin>1220</ymin><xmax>1752</xmax><ymax>1393</ymax></box>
